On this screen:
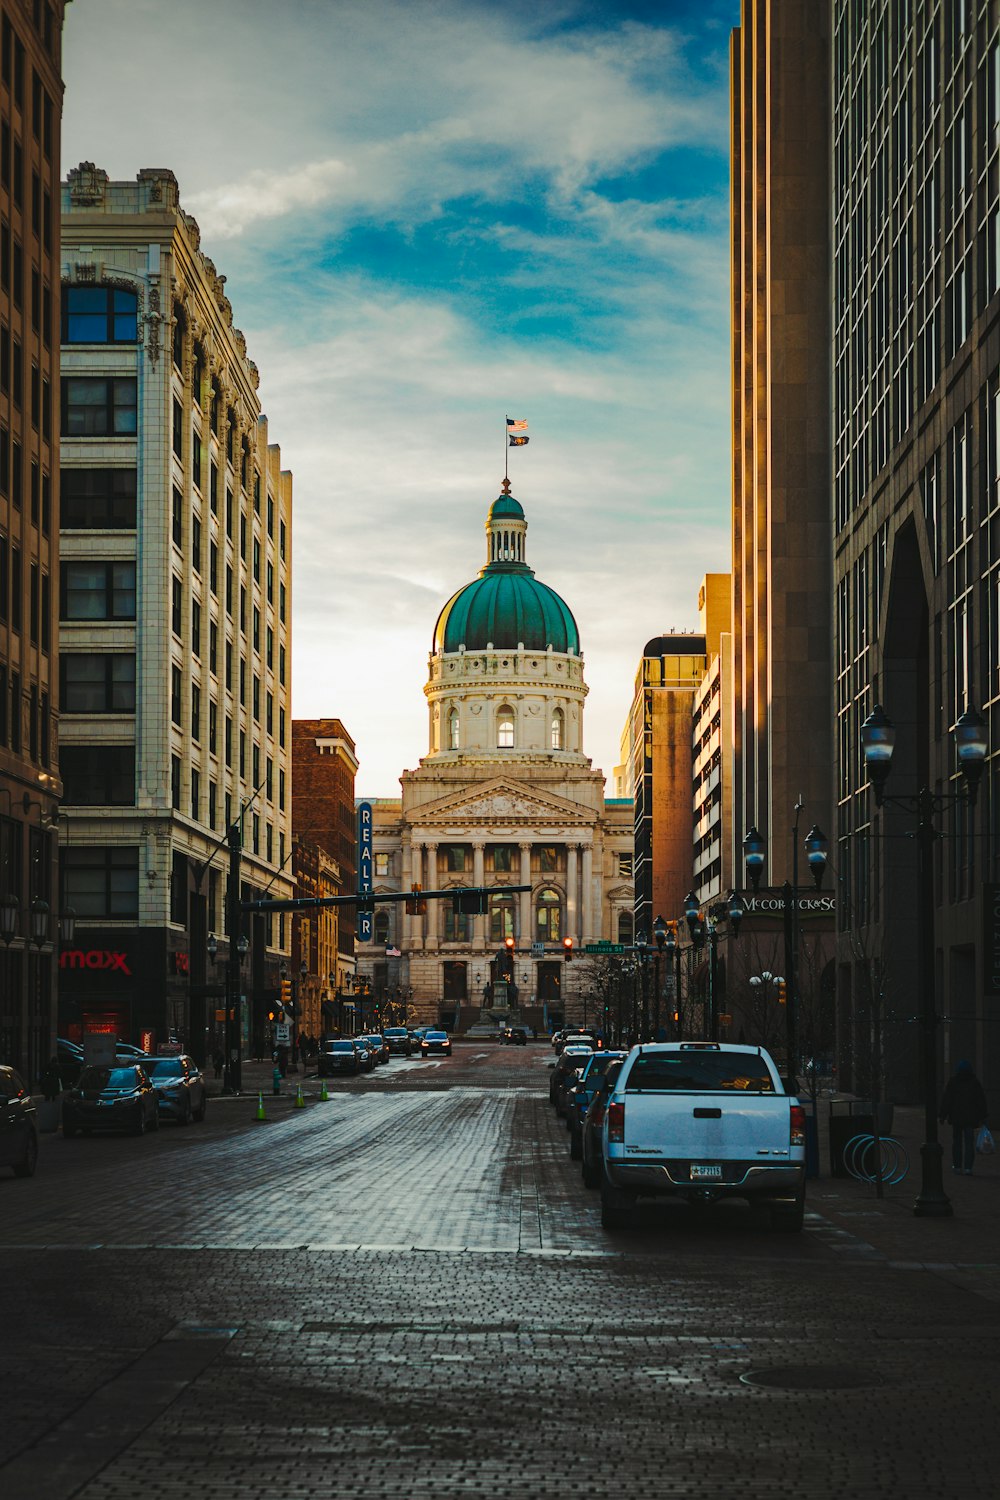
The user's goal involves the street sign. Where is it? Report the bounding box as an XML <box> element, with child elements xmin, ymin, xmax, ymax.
<box><xmin>530</xmin><ymin>942</ymin><xmax>545</xmax><ymax>957</ymax></box>
<box><xmin>274</xmin><ymin>1023</ymin><xmax>290</xmax><ymax>1044</ymax></box>
<box><xmin>583</xmin><ymin>943</ymin><xmax>625</xmax><ymax>955</ymax></box>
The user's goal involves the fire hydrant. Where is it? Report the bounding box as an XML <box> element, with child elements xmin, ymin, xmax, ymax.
<box><xmin>272</xmin><ymin>1065</ymin><xmax>282</xmax><ymax>1096</ymax></box>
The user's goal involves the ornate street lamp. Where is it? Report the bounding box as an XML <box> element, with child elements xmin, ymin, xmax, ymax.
<box><xmin>29</xmin><ymin>898</ymin><xmax>49</xmax><ymax>948</ymax></box>
<box><xmin>742</xmin><ymin>827</ymin><xmax>765</xmax><ymax>893</ymax></box>
<box><xmin>57</xmin><ymin>907</ymin><xmax>76</xmax><ymax>945</ymax></box>
<box><xmin>0</xmin><ymin>892</ymin><xmax>19</xmax><ymax>947</ymax></box>
<box><xmin>860</xmin><ymin>701</ymin><xmax>988</xmax><ymax>1218</ymax></box>
<box><xmin>206</xmin><ymin>931</ymin><xmax>218</xmax><ymax>964</ymax></box>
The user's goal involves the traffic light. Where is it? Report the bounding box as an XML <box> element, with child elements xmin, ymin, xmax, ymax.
<box><xmin>267</xmin><ymin>1006</ymin><xmax>278</xmax><ymax>1023</ymax></box>
<box><xmin>777</xmin><ymin>980</ymin><xmax>787</xmax><ymax>1005</ymax></box>
<box><xmin>504</xmin><ymin>934</ymin><xmax>515</xmax><ymax>980</ymax></box>
<box><xmin>563</xmin><ymin>936</ymin><xmax>574</xmax><ymax>962</ymax></box>
<box><xmin>406</xmin><ymin>884</ymin><xmax>427</xmax><ymax>915</ymax></box>
<box><xmin>453</xmin><ymin>889</ymin><xmax>488</xmax><ymax>915</ymax></box>
<box><xmin>280</xmin><ymin>978</ymin><xmax>292</xmax><ymax>1012</ymax></box>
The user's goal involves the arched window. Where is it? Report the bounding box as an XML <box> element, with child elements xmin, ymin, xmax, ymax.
<box><xmin>551</xmin><ymin>709</ymin><xmax>564</xmax><ymax>750</ymax></box>
<box><xmin>617</xmin><ymin>910</ymin><xmax>633</xmax><ymax>945</ymax></box>
<box><xmin>489</xmin><ymin>894</ymin><xmax>515</xmax><ymax>942</ymax></box>
<box><xmin>448</xmin><ymin>708</ymin><xmax>460</xmax><ymax>750</ymax></box>
<box><xmin>444</xmin><ymin>905</ymin><xmax>469</xmax><ymax>941</ymax></box>
<box><xmin>497</xmin><ymin>706</ymin><xmax>515</xmax><ymax>748</ymax></box>
<box><xmin>536</xmin><ymin>887</ymin><xmax>562</xmax><ymax>942</ymax></box>
<box><xmin>374</xmin><ymin>910</ymin><xmax>390</xmax><ymax>945</ymax></box>
<box><xmin>192</xmin><ymin>343</ymin><xmax>203</xmax><ymax>403</ymax></box>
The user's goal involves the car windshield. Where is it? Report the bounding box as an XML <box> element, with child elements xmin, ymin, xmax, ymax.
<box><xmin>426</xmin><ymin>1032</ymin><xmax>447</xmax><ymax>1040</ymax></box>
<box><xmin>145</xmin><ymin>1059</ymin><xmax>184</xmax><ymax>1077</ymax></box>
<box><xmin>385</xmin><ymin>1029</ymin><xmax>407</xmax><ymax>1037</ymax></box>
<box><xmin>625</xmin><ymin>1051</ymin><xmax>776</xmax><ymax>1093</ymax></box>
<box><xmin>328</xmin><ymin>1042</ymin><xmax>356</xmax><ymax>1052</ymax></box>
<box><xmin>78</xmin><ymin>1066</ymin><xmax>139</xmax><ymax>1089</ymax></box>
<box><xmin>581</xmin><ymin>1054</ymin><xmax>623</xmax><ymax>1087</ymax></box>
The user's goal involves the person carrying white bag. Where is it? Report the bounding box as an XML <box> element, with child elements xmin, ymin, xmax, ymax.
<box><xmin>938</xmin><ymin>1060</ymin><xmax>989</xmax><ymax>1175</ymax></box>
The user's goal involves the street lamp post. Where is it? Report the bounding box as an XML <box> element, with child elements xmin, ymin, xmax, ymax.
<box><xmin>662</xmin><ymin>922</ymin><xmax>683</xmax><ymax>1038</ymax></box>
<box><xmin>635</xmin><ymin>930</ymin><xmax>649</xmax><ymax>1039</ymax></box>
<box><xmin>684</xmin><ymin>890</ymin><xmax>745</xmax><ymax>1041</ymax></box>
<box><xmin>861</xmin><ymin>701</ymin><xmax>987</xmax><ymax>1219</ymax></box>
<box><xmin>653</xmin><ymin>914</ymin><xmax>668</xmax><ymax>1039</ymax></box>
<box><xmin>742</xmin><ymin>817</ymin><xmax>828</xmax><ymax>1082</ymax></box>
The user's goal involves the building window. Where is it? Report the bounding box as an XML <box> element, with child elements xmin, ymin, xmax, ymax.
<box><xmin>190</xmin><ymin>767</ymin><xmax>200</xmax><ymax>821</ymax></box>
<box><xmin>445</xmin><ymin>845</ymin><xmax>466</xmax><ymax>873</ymax></box>
<box><xmin>375</xmin><ymin>852</ymin><xmax>390</xmax><ymax>876</ymax></box>
<box><xmin>61</xmin><ymin>285</ymin><xmax>137</xmax><ymax>343</ymax></box>
<box><xmin>444</xmin><ymin>906</ymin><xmax>468</xmax><ymax>942</ymax></box>
<box><xmin>617</xmin><ymin>910</ymin><xmax>633</xmax><ymax>945</ymax></box>
<box><xmin>171</xmin><ymin>664</ymin><xmax>182</xmax><ymax>725</ymax></box>
<box><xmin>60</xmin><ymin>468</ymin><xmax>137</xmax><ymax>529</ymax></box>
<box><xmin>60</xmin><ymin>745</ymin><xmax>135</xmax><ymax>806</ymax></box>
<box><xmin>617</xmin><ymin>853</ymin><xmax>632</xmax><ymax>877</ymax></box>
<box><xmin>192</xmin><ymin>600</ymin><xmax>201</xmax><ymax>657</ymax></box>
<box><xmin>539</xmin><ymin>845</ymin><xmax>560</xmax><ymax>872</ymax></box>
<box><xmin>171</xmin><ymin>754</ymin><xmax>182</xmax><ymax>810</ymax></box>
<box><xmin>62</xmin><ymin>846</ymin><xmax>139</xmax><ymax>919</ymax></box>
<box><xmin>172</xmin><ymin>575</ymin><xmax>183</xmax><ymax>637</ymax></box>
<box><xmin>374</xmin><ymin>910</ymin><xmax>390</xmax><ymax>945</ymax></box>
<box><xmin>61</xmin><ymin>377</ymin><xmax>137</xmax><ymax>436</ymax></box>
<box><xmin>60</xmin><ymin>561</ymin><xmax>135</xmax><ymax>620</ymax></box>
<box><xmin>497</xmin><ymin>705</ymin><xmax>515</xmax><ymax>748</ymax></box>
<box><xmin>551</xmin><ymin>709</ymin><xmax>564</xmax><ymax>750</ymax></box>
<box><xmin>191</xmin><ymin>684</ymin><xmax>201</xmax><ymax>742</ymax></box>
<box><xmin>60</xmin><ymin>653</ymin><xmax>136</xmax><ymax>713</ymax></box>
<box><xmin>536</xmin><ymin>887</ymin><xmax>562</xmax><ymax>942</ymax></box>
<box><xmin>489</xmin><ymin>894</ymin><xmax>515</xmax><ymax>942</ymax></box>
<box><xmin>492</xmin><ymin>845</ymin><xmax>512</xmax><ymax>873</ymax></box>
<box><xmin>448</xmin><ymin>708</ymin><xmax>459</xmax><ymax>749</ymax></box>
<box><xmin>172</xmin><ymin>398</ymin><xmax>182</xmax><ymax>458</ymax></box>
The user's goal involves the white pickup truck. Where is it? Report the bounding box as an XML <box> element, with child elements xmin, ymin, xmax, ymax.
<box><xmin>600</xmin><ymin>1041</ymin><xmax>806</xmax><ymax>1232</ymax></box>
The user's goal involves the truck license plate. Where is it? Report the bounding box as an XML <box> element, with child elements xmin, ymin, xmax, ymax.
<box><xmin>691</xmin><ymin>1163</ymin><xmax>723</xmax><ymax>1180</ymax></box>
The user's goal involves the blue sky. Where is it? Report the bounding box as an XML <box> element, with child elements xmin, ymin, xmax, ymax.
<box><xmin>62</xmin><ymin>0</ymin><xmax>739</xmax><ymax>795</ymax></box>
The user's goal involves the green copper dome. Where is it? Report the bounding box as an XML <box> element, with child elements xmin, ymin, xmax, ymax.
<box><xmin>433</xmin><ymin>486</ymin><xmax>580</xmax><ymax>655</ymax></box>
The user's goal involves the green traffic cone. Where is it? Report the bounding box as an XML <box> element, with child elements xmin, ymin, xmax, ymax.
<box><xmin>294</xmin><ymin>1082</ymin><xmax>305</xmax><ymax>1109</ymax></box>
<box><xmin>255</xmin><ymin>1091</ymin><xmax>267</xmax><ymax>1121</ymax></box>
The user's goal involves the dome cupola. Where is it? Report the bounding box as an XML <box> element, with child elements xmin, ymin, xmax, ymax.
<box><xmin>433</xmin><ymin>480</ymin><xmax>580</xmax><ymax>655</ymax></box>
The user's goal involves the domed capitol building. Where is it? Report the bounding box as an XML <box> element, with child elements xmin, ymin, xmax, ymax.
<box><xmin>356</xmin><ymin>482</ymin><xmax>634</xmax><ymax>1033</ymax></box>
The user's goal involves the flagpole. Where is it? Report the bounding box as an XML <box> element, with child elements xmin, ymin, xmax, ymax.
<box><xmin>504</xmin><ymin>414</ymin><xmax>508</xmax><ymax>483</ymax></box>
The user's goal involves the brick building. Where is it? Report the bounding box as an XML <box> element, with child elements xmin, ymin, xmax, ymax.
<box><xmin>291</xmin><ymin>718</ymin><xmax>358</xmax><ymax>1000</ymax></box>
<box><xmin>290</xmin><ymin>835</ymin><xmax>340</xmax><ymax>1041</ymax></box>
<box><xmin>0</xmin><ymin>1</ymin><xmax>68</xmax><ymax>1084</ymax></box>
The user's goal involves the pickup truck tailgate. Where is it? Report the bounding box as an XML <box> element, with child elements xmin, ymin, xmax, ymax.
<box><xmin>621</xmin><ymin>1093</ymin><xmax>790</xmax><ymax>1160</ymax></box>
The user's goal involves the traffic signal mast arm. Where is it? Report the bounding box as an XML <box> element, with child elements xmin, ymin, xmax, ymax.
<box><xmin>241</xmin><ymin>884</ymin><xmax>532</xmax><ymax>915</ymax></box>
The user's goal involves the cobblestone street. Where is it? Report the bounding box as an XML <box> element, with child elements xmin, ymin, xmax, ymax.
<box><xmin>2</xmin><ymin>1044</ymin><xmax>999</xmax><ymax>1499</ymax></box>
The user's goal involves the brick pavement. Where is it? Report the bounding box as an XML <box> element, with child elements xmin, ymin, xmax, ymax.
<box><xmin>3</xmin><ymin>1045</ymin><xmax>1000</xmax><ymax>1498</ymax></box>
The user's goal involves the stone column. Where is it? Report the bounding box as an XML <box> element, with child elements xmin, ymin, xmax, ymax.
<box><xmin>411</xmin><ymin>842</ymin><xmax>423</xmax><ymax>950</ymax></box>
<box><xmin>425</xmin><ymin>842</ymin><xmax>438</xmax><ymax>945</ymax></box>
<box><xmin>567</xmin><ymin>843</ymin><xmax>579</xmax><ymax>946</ymax></box>
<box><xmin>401</xmin><ymin>835</ymin><xmax>412</xmax><ymax>948</ymax></box>
<box><xmin>472</xmin><ymin>840</ymin><xmax>486</xmax><ymax>950</ymax></box>
<box><xmin>519</xmin><ymin>841</ymin><xmax>532</xmax><ymax>946</ymax></box>
<box><xmin>581</xmin><ymin>842</ymin><xmax>594</xmax><ymax>943</ymax></box>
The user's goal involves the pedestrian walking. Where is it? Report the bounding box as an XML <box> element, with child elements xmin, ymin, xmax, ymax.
<box><xmin>212</xmin><ymin>1049</ymin><xmax>224</xmax><ymax>1080</ymax></box>
<box><xmin>40</xmin><ymin>1056</ymin><xmax>62</xmax><ymax>1101</ymax></box>
<box><xmin>939</xmin><ymin>1059</ymin><xmax>989</xmax><ymax>1174</ymax></box>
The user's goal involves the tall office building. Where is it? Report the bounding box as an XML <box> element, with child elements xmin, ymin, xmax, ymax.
<box><xmin>0</xmin><ymin>1</ymin><xmax>67</xmax><ymax>1084</ymax></box>
<box><xmin>691</xmin><ymin>573</ymin><xmax>733</xmax><ymax>910</ymax></box>
<box><xmin>291</xmin><ymin>717</ymin><xmax>359</xmax><ymax>1005</ymax></box>
<box><xmin>624</xmin><ymin>630</ymin><xmax>706</xmax><ymax>941</ymax></box>
<box><xmin>57</xmin><ymin>166</ymin><xmax>293</xmax><ymax>1058</ymax></box>
<box><xmin>730</xmin><ymin>1</ymin><xmax>833</xmax><ymax>888</ymax></box>
<box><xmin>833</xmin><ymin>4</ymin><xmax>1000</xmax><ymax>1099</ymax></box>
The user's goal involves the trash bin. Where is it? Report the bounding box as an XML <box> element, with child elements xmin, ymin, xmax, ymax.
<box><xmin>829</xmin><ymin>1106</ymin><xmax>873</xmax><ymax>1178</ymax></box>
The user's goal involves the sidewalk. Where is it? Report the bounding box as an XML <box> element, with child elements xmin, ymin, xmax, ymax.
<box><xmin>807</xmin><ymin>1096</ymin><xmax>1000</xmax><ymax>1284</ymax></box>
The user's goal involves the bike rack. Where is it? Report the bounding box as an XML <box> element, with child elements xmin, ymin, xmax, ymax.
<box><xmin>842</xmin><ymin>1132</ymin><xmax>910</xmax><ymax>1187</ymax></box>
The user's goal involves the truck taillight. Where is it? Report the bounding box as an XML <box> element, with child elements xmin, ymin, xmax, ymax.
<box><xmin>608</xmin><ymin>1100</ymin><xmax>625</xmax><ymax>1143</ymax></box>
<box><xmin>790</xmin><ymin>1104</ymin><xmax>806</xmax><ymax>1147</ymax></box>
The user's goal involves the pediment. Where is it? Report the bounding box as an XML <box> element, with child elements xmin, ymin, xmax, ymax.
<box><xmin>407</xmin><ymin>776</ymin><xmax>596</xmax><ymax>829</ymax></box>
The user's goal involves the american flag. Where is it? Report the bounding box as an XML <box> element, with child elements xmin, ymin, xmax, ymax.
<box><xmin>506</xmin><ymin>417</ymin><xmax>528</xmax><ymax>431</ymax></box>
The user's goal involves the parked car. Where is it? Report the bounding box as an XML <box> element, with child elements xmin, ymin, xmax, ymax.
<box><xmin>319</xmin><ymin>1039</ymin><xmax>363</xmax><ymax>1076</ymax></box>
<box><xmin>383</xmin><ymin>1027</ymin><xmax>413</xmax><ymax>1057</ymax></box>
<box><xmin>57</xmin><ymin>1038</ymin><xmax>84</xmax><ymax>1087</ymax></box>
<box><xmin>142</xmin><ymin>1055</ymin><xmax>207</xmax><ymax>1124</ymax></box>
<box><xmin>549</xmin><ymin>1045</ymin><xmax>593</xmax><ymax>1112</ymax></box>
<box><xmin>114</xmin><ymin>1042</ymin><xmax>148</xmax><ymax>1059</ymax></box>
<box><xmin>420</xmin><ymin>1030</ymin><xmax>452</xmax><ymax>1057</ymax></box>
<box><xmin>503</xmin><ymin>1026</ymin><xmax>530</xmax><ymax>1046</ymax></box>
<box><xmin>581</xmin><ymin>1060</ymin><xmax>625</xmax><ymax>1188</ymax></box>
<box><xmin>352</xmin><ymin>1039</ymin><xmax>376</xmax><ymax>1072</ymax></box>
<box><xmin>360</xmin><ymin>1033</ymin><xmax>390</xmax><ymax>1065</ymax></box>
<box><xmin>62</xmin><ymin>1064</ymin><xmax>159</xmax><ymax>1137</ymax></box>
<box><xmin>0</xmin><ymin>1066</ymin><xmax>39</xmax><ymax>1177</ymax></box>
<box><xmin>565</xmin><ymin>1051</ymin><xmax>627</xmax><ymax>1158</ymax></box>
<box><xmin>599</xmin><ymin>1042</ymin><xmax>807</xmax><ymax>1231</ymax></box>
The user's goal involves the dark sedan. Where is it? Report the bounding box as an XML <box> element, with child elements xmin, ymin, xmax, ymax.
<box><xmin>581</xmin><ymin>1060</ymin><xmax>625</xmax><ymax>1187</ymax></box>
<box><xmin>549</xmin><ymin>1045</ymin><xmax>593</xmax><ymax>1113</ymax></box>
<box><xmin>565</xmin><ymin>1051</ymin><xmax>627</xmax><ymax>1159</ymax></box>
<box><xmin>420</xmin><ymin>1030</ymin><xmax>452</xmax><ymax>1057</ymax></box>
<box><xmin>383</xmin><ymin>1027</ymin><xmax>413</xmax><ymax>1056</ymax></box>
<box><xmin>62</xmin><ymin>1065</ymin><xmax>159</xmax><ymax>1137</ymax></box>
<box><xmin>318</xmin><ymin>1039</ymin><xmax>363</xmax><ymax>1076</ymax></box>
<box><xmin>0</xmin><ymin>1067</ymin><xmax>38</xmax><ymax>1177</ymax></box>
<box><xmin>360</xmin><ymin>1034</ymin><xmax>390</xmax><ymax>1064</ymax></box>
<box><xmin>143</xmin><ymin>1055</ymin><xmax>207</xmax><ymax>1123</ymax></box>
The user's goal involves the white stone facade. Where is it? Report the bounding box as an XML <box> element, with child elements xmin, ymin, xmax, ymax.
<box><xmin>357</xmin><ymin>487</ymin><xmax>633</xmax><ymax>1031</ymax></box>
<box><xmin>58</xmin><ymin>166</ymin><xmax>293</xmax><ymax>1045</ymax></box>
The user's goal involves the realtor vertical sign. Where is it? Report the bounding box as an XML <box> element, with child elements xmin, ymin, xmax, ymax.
<box><xmin>358</xmin><ymin>802</ymin><xmax>373</xmax><ymax>942</ymax></box>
